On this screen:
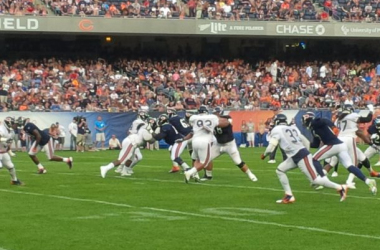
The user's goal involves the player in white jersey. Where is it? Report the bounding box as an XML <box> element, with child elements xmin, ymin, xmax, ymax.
<box><xmin>100</xmin><ymin>120</ymin><xmax>154</xmax><ymax>178</ymax></box>
<box><xmin>261</xmin><ymin>114</ymin><xmax>350</xmax><ymax>203</ymax></box>
<box><xmin>336</xmin><ymin>104</ymin><xmax>375</xmax><ymax>184</ymax></box>
<box><xmin>184</xmin><ymin>106</ymin><xmax>229</xmax><ymax>183</ymax></box>
<box><xmin>202</xmin><ymin>107</ymin><xmax>258</xmax><ymax>182</ymax></box>
<box><xmin>0</xmin><ymin>117</ymin><xmax>23</xmax><ymax>185</ymax></box>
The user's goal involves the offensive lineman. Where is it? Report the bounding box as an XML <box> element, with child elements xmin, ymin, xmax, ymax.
<box><xmin>167</xmin><ymin>108</ymin><xmax>193</xmax><ymax>173</ymax></box>
<box><xmin>152</xmin><ymin>114</ymin><xmax>192</xmax><ymax>173</ymax></box>
<box><xmin>261</xmin><ymin>114</ymin><xmax>350</xmax><ymax>203</ymax></box>
<box><xmin>201</xmin><ymin>107</ymin><xmax>258</xmax><ymax>182</ymax></box>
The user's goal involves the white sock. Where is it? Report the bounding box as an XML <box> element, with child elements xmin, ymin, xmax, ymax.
<box><xmin>315</xmin><ymin>176</ymin><xmax>341</xmax><ymax>190</ymax></box>
<box><xmin>206</xmin><ymin>170</ymin><xmax>213</xmax><ymax>177</ymax></box>
<box><xmin>9</xmin><ymin>168</ymin><xmax>17</xmax><ymax>181</ymax></box>
<box><xmin>346</xmin><ymin>173</ymin><xmax>356</xmax><ymax>184</ymax></box>
<box><xmin>188</xmin><ymin>167</ymin><xmax>198</xmax><ymax>176</ymax></box>
<box><xmin>276</xmin><ymin>169</ymin><xmax>292</xmax><ymax>196</ymax></box>
<box><xmin>365</xmin><ymin>178</ymin><xmax>371</xmax><ymax>185</ymax></box>
<box><xmin>105</xmin><ymin>163</ymin><xmax>115</xmax><ymax>171</ymax></box>
<box><xmin>63</xmin><ymin>157</ymin><xmax>69</xmax><ymax>162</ymax></box>
<box><xmin>37</xmin><ymin>163</ymin><xmax>44</xmax><ymax>169</ymax></box>
<box><xmin>181</xmin><ymin>162</ymin><xmax>190</xmax><ymax>170</ymax></box>
<box><xmin>245</xmin><ymin>169</ymin><xmax>256</xmax><ymax>179</ymax></box>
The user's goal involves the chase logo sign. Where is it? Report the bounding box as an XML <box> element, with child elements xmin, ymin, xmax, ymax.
<box><xmin>198</xmin><ymin>22</ymin><xmax>264</xmax><ymax>34</ymax></box>
<box><xmin>276</xmin><ymin>24</ymin><xmax>325</xmax><ymax>35</ymax></box>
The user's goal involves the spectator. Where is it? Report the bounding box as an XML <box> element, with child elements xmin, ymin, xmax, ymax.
<box><xmin>94</xmin><ymin>115</ymin><xmax>106</xmax><ymax>150</ymax></box>
<box><xmin>108</xmin><ymin>134</ymin><xmax>121</xmax><ymax>150</ymax></box>
<box><xmin>246</xmin><ymin>119</ymin><xmax>255</xmax><ymax>148</ymax></box>
<box><xmin>240</xmin><ymin>120</ymin><xmax>248</xmax><ymax>147</ymax></box>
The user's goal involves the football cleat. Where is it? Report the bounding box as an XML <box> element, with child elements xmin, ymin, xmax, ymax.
<box><xmin>338</xmin><ymin>184</ymin><xmax>348</xmax><ymax>202</ymax></box>
<box><xmin>251</xmin><ymin>175</ymin><xmax>258</xmax><ymax>182</ymax></box>
<box><xmin>115</xmin><ymin>165</ymin><xmax>123</xmax><ymax>173</ymax></box>
<box><xmin>268</xmin><ymin>160</ymin><xmax>276</xmax><ymax>164</ymax></box>
<box><xmin>11</xmin><ymin>179</ymin><xmax>24</xmax><ymax>185</ymax></box>
<box><xmin>331</xmin><ymin>171</ymin><xmax>338</xmax><ymax>177</ymax></box>
<box><xmin>120</xmin><ymin>171</ymin><xmax>132</xmax><ymax>177</ymax></box>
<box><xmin>169</xmin><ymin>166</ymin><xmax>180</xmax><ymax>173</ymax></box>
<box><xmin>125</xmin><ymin>167</ymin><xmax>134</xmax><ymax>175</ymax></box>
<box><xmin>184</xmin><ymin>169</ymin><xmax>192</xmax><ymax>183</ymax></box>
<box><xmin>374</xmin><ymin>161</ymin><xmax>380</xmax><ymax>167</ymax></box>
<box><xmin>276</xmin><ymin>194</ymin><xmax>295</xmax><ymax>204</ymax></box>
<box><xmin>67</xmin><ymin>157</ymin><xmax>73</xmax><ymax>169</ymax></box>
<box><xmin>200</xmin><ymin>175</ymin><xmax>213</xmax><ymax>182</ymax></box>
<box><xmin>192</xmin><ymin>172</ymin><xmax>200</xmax><ymax>182</ymax></box>
<box><xmin>370</xmin><ymin>170</ymin><xmax>380</xmax><ymax>178</ymax></box>
<box><xmin>368</xmin><ymin>179</ymin><xmax>377</xmax><ymax>195</ymax></box>
<box><xmin>100</xmin><ymin>166</ymin><xmax>107</xmax><ymax>178</ymax></box>
<box><xmin>37</xmin><ymin>168</ymin><xmax>47</xmax><ymax>174</ymax></box>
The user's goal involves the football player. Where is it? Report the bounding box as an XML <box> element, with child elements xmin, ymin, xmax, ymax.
<box><xmin>167</xmin><ymin>108</ymin><xmax>193</xmax><ymax>173</ymax></box>
<box><xmin>261</xmin><ymin>114</ymin><xmax>351</xmax><ymax>203</ymax></box>
<box><xmin>0</xmin><ymin>117</ymin><xmax>23</xmax><ymax>185</ymax></box>
<box><xmin>302</xmin><ymin>112</ymin><xmax>377</xmax><ymax>195</ymax></box>
<box><xmin>201</xmin><ymin>107</ymin><xmax>258</xmax><ymax>182</ymax></box>
<box><xmin>335</xmin><ymin>104</ymin><xmax>378</xmax><ymax>184</ymax></box>
<box><xmin>359</xmin><ymin>117</ymin><xmax>380</xmax><ymax>177</ymax></box>
<box><xmin>100</xmin><ymin>120</ymin><xmax>154</xmax><ymax>178</ymax></box>
<box><xmin>17</xmin><ymin>117</ymin><xmax>73</xmax><ymax>174</ymax></box>
<box><xmin>152</xmin><ymin>114</ymin><xmax>192</xmax><ymax>174</ymax></box>
<box><xmin>184</xmin><ymin>106</ymin><xmax>229</xmax><ymax>183</ymax></box>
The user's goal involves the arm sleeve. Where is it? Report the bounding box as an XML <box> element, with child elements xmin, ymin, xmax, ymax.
<box><xmin>152</xmin><ymin>130</ymin><xmax>167</xmax><ymax>141</ymax></box>
<box><xmin>310</xmin><ymin>136</ymin><xmax>321</xmax><ymax>148</ymax></box>
<box><xmin>357</xmin><ymin>112</ymin><xmax>373</xmax><ymax>123</ymax></box>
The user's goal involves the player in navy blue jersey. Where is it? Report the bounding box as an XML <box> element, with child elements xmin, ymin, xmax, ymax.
<box><xmin>152</xmin><ymin>114</ymin><xmax>193</xmax><ymax>174</ymax></box>
<box><xmin>302</xmin><ymin>112</ymin><xmax>377</xmax><ymax>195</ymax></box>
<box><xmin>167</xmin><ymin>108</ymin><xmax>193</xmax><ymax>173</ymax></box>
<box><xmin>17</xmin><ymin>117</ymin><xmax>73</xmax><ymax>174</ymax></box>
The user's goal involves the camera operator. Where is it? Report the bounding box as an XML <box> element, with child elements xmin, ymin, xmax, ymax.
<box><xmin>76</xmin><ymin>117</ymin><xmax>87</xmax><ymax>153</ymax></box>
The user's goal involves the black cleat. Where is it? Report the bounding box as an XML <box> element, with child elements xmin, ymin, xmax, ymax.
<box><xmin>11</xmin><ymin>179</ymin><xmax>24</xmax><ymax>185</ymax></box>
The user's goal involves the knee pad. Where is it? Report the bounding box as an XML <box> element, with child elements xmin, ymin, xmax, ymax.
<box><xmin>236</xmin><ymin>161</ymin><xmax>245</xmax><ymax>168</ymax></box>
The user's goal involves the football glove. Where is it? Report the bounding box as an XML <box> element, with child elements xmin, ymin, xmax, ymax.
<box><xmin>367</xmin><ymin>104</ymin><xmax>374</xmax><ymax>113</ymax></box>
<box><xmin>6</xmin><ymin>139</ymin><xmax>13</xmax><ymax>144</ymax></box>
<box><xmin>371</xmin><ymin>144</ymin><xmax>380</xmax><ymax>152</ymax></box>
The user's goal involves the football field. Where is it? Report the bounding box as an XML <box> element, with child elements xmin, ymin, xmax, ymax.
<box><xmin>0</xmin><ymin>147</ymin><xmax>379</xmax><ymax>250</ymax></box>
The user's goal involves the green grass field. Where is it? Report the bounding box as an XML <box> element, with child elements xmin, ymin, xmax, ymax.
<box><xmin>0</xmin><ymin>147</ymin><xmax>379</xmax><ymax>250</ymax></box>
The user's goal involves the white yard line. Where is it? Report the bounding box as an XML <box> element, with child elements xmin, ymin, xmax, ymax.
<box><xmin>0</xmin><ymin>189</ymin><xmax>380</xmax><ymax>240</ymax></box>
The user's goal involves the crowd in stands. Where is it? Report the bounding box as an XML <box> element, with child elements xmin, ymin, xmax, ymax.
<box><xmin>43</xmin><ymin>0</ymin><xmax>324</xmax><ymax>21</ymax></box>
<box><xmin>0</xmin><ymin>0</ymin><xmax>378</xmax><ymax>22</ymax></box>
<box><xmin>0</xmin><ymin>0</ymin><xmax>48</xmax><ymax>16</ymax></box>
<box><xmin>1</xmin><ymin>57</ymin><xmax>380</xmax><ymax>112</ymax></box>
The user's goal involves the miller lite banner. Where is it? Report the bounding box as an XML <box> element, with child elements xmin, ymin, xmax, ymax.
<box><xmin>1</xmin><ymin>16</ymin><xmax>380</xmax><ymax>38</ymax></box>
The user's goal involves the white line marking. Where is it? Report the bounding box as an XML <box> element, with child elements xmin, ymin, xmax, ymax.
<box><xmin>113</xmin><ymin>176</ymin><xmax>380</xmax><ymax>201</ymax></box>
<box><xmin>1</xmin><ymin>189</ymin><xmax>380</xmax><ymax>240</ymax></box>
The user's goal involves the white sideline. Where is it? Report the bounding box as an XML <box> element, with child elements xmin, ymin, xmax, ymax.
<box><xmin>1</xmin><ymin>189</ymin><xmax>380</xmax><ymax>240</ymax></box>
